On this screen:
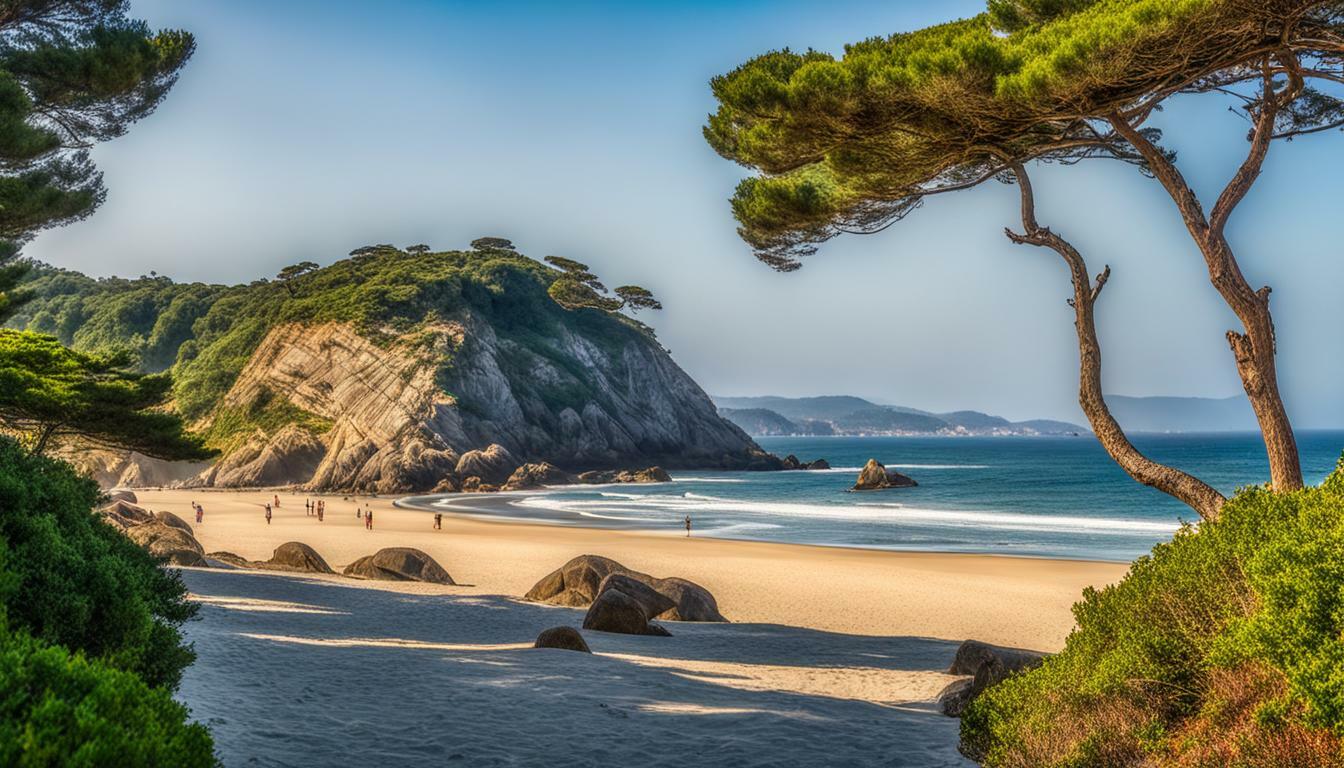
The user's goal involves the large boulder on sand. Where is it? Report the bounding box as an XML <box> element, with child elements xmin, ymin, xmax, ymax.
<box><xmin>583</xmin><ymin>588</ymin><xmax>671</xmax><ymax>636</ymax></box>
<box><xmin>852</xmin><ymin>459</ymin><xmax>917</xmax><ymax>491</ymax></box>
<box><xmin>152</xmin><ymin>510</ymin><xmax>194</xmax><ymax>535</ymax></box>
<box><xmin>652</xmin><ymin>577</ymin><xmax>727</xmax><ymax>622</ymax></box>
<box><xmin>502</xmin><ymin>462</ymin><xmax>576</xmax><ymax>491</ymax></box>
<box><xmin>525</xmin><ymin>555</ymin><xmax>726</xmax><ymax>622</ymax></box>
<box><xmin>342</xmin><ymin>547</ymin><xmax>454</xmax><ymax>584</ymax></box>
<box><xmin>266</xmin><ymin>542</ymin><xmax>334</xmax><ymax>574</ymax></box>
<box><xmin>126</xmin><ymin>522</ymin><xmax>206</xmax><ymax>567</ymax></box>
<box><xmin>454</xmin><ymin>444</ymin><xmax>519</xmax><ymax>486</ymax></box>
<box><xmin>597</xmin><ymin>573</ymin><xmax>675</xmax><ymax>620</ymax></box>
<box><xmin>524</xmin><ymin>555</ymin><xmax>628</xmax><ymax>607</ymax></box>
<box><xmin>939</xmin><ymin>640</ymin><xmax>1049</xmax><ymax>718</ymax></box>
<box><xmin>533</xmin><ymin>626</ymin><xmax>592</xmax><ymax>653</ymax></box>
<box><xmin>100</xmin><ymin>499</ymin><xmax>155</xmax><ymax>529</ymax></box>
<box><xmin>106</xmin><ymin>490</ymin><xmax>138</xmax><ymax>504</ymax></box>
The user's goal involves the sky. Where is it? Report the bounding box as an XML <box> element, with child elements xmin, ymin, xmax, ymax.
<box><xmin>23</xmin><ymin>1</ymin><xmax>1344</xmax><ymax>425</ymax></box>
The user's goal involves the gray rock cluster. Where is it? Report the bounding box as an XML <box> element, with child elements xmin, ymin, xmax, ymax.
<box><xmin>524</xmin><ymin>554</ymin><xmax>726</xmax><ymax>624</ymax></box>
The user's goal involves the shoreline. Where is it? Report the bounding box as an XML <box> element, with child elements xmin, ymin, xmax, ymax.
<box><xmin>137</xmin><ymin>487</ymin><xmax>1129</xmax><ymax>649</ymax></box>
<box><xmin>394</xmin><ymin>489</ymin><xmax>1139</xmax><ymax>564</ymax></box>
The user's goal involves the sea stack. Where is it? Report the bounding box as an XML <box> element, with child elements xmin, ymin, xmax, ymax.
<box><xmin>852</xmin><ymin>459</ymin><xmax>918</xmax><ymax>491</ymax></box>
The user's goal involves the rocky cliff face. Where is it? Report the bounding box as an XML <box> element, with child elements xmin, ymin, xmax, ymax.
<box><xmin>180</xmin><ymin>316</ymin><xmax>769</xmax><ymax>491</ymax></box>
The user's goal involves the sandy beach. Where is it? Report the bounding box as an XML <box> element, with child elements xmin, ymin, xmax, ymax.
<box><xmin>138</xmin><ymin>488</ymin><xmax>1128</xmax><ymax>766</ymax></box>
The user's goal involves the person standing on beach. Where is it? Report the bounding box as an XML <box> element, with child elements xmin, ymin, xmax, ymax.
<box><xmin>273</xmin><ymin>494</ymin><xmax>280</xmax><ymax>508</ymax></box>
<box><xmin>195</xmin><ymin>502</ymin><xmax>203</xmax><ymax>524</ymax></box>
<box><xmin>265</xmin><ymin>503</ymin><xmax>272</xmax><ymax>525</ymax></box>
<box><xmin>433</xmin><ymin>512</ymin><xmax>442</xmax><ymax>530</ymax></box>
<box><xmin>365</xmin><ymin>508</ymin><xmax>373</xmax><ymax>530</ymax></box>
<box><xmin>685</xmin><ymin>515</ymin><xmax>692</xmax><ymax>537</ymax></box>
<box><xmin>317</xmin><ymin>503</ymin><xmax>324</xmax><ymax>522</ymax></box>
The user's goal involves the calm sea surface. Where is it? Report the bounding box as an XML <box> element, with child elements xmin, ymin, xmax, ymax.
<box><xmin>404</xmin><ymin>432</ymin><xmax>1344</xmax><ymax>561</ymax></box>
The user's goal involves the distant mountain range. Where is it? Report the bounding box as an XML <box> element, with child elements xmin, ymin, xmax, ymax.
<box><xmin>713</xmin><ymin>396</ymin><xmax>1085</xmax><ymax>437</ymax></box>
<box><xmin>1105</xmin><ymin>395</ymin><xmax>1258</xmax><ymax>433</ymax></box>
<box><xmin>715</xmin><ymin>393</ymin><xmax>1267</xmax><ymax>437</ymax></box>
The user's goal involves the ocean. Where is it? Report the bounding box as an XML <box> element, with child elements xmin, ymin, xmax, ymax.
<box><xmin>403</xmin><ymin>431</ymin><xmax>1344</xmax><ymax>561</ymax></box>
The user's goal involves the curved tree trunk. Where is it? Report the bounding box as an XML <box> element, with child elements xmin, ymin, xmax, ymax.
<box><xmin>1006</xmin><ymin>164</ymin><xmax>1226</xmax><ymax>520</ymax></box>
<box><xmin>1110</xmin><ymin>109</ymin><xmax>1304</xmax><ymax>493</ymax></box>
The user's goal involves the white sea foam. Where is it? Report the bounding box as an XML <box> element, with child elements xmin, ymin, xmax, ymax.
<box><xmin>511</xmin><ymin>491</ymin><xmax>1178</xmax><ymax>535</ymax></box>
<box><xmin>808</xmin><ymin>464</ymin><xmax>990</xmax><ymax>473</ymax></box>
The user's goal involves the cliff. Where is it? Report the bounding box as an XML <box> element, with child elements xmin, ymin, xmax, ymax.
<box><xmin>11</xmin><ymin>246</ymin><xmax>774</xmax><ymax>489</ymax></box>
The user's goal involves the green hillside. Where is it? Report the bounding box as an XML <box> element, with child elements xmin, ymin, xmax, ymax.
<box><xmin>8</xmin><ymin>244</ymin><xmax>655</xmax><ymax>427</ymax></box>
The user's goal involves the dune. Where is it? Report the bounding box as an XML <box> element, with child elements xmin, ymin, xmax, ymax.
<box><xmin>140</xmin><ymin>488</ymin><xmax>1127</xmax><ymax>766</ymax></box>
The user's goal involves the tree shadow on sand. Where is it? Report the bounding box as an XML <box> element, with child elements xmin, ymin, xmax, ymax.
<box><xmin>178</xmin><ymin>569</ymin><xmax>971</xmax><ymax>767</ymax></box>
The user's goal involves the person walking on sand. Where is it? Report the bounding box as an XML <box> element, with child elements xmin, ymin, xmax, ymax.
<box><xmin>433</xmin><ymin>512</ymin><xmax>442</xmax><ymax>530</ymax></box>
<box><xmin>265</xmin><ymin>503</ymin><xmax>272</xmax><ymax>525</ymax></box>
<box><xmin>273</xmin><ymin>494</ymin><xmax>280</xmax><ymax>508</ymax></box>
<box><xmin>195</xmin><ymin>502</ymin><xmax>203</xmax><ymax>525</ymax></box>
<box><xmin>317</xmin><ymin>503</ymin><xmax>324</xmax><ymax>522</ymax></box>
<box><xmin>685</xmin><ymin>515</ymin><xmax>692</xmax><ymax>537</ymax></box>
<box><xmin>365</xmin><ymin>508</ymin><xmax>373</xmax><ymax>530</ymax></box>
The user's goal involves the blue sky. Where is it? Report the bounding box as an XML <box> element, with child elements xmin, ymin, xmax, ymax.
<box><xmin>24</xmin><ymin>1</ymin><xmax>1344</xmax><ymax>425</ymax></box>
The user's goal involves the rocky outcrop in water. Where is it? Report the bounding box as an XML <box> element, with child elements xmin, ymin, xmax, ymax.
<box><xmin>852</xmin><ymin>459</ymin><xmax>917</xmax><ymax>491</ymax></box>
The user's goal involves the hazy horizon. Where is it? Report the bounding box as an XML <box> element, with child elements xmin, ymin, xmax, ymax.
<box><xmin>22</xmin><ymin>0</ymin><xmax>1344</xmax><ymax>427</ymax></box>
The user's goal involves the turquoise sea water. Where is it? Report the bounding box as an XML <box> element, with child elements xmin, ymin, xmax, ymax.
<box><xmin>404</xmin><ymin>431</ymin><xmax>1344</xmax><ymax>561</ymax></box>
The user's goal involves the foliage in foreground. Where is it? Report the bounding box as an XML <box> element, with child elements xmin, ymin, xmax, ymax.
<box><xmin>0</xmin><ymin>630</ymin><xmax>215</xmax><ymax>768</ymax></box>
<box><xmin>0</xmin><ymin>329</ymin><xmax>214</xmax><ymax>459</ymax></box>
<box><xmin>961</xmin><ymin>460</ymin><xmax>1344</xmax><ymax>766</ymax></box>
<box><xmin>0</xmin><ymin>437</ymin><xmax>198</xmax><ymax>689</ymax></box>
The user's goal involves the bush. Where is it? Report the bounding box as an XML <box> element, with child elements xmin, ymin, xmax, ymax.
<box><xmin>0</xmin><ymin>631</ymin><xmax>215</xmax><ymax>767</ymax></box>
<box><xmin>961</xmin><ymin>459</ymin><xmax>1344</xmax><ymax>766</ymax></box>
<box><xmin>0</xmin><ymin>438</ymin><xmax>197</xmax><ymax>689</ymax></box>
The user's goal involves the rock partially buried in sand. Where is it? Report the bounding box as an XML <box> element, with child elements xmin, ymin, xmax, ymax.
<box><xmin>852</xmin><ymin>459</ymin><xmax>917</xmax><ymax>491</ymax></box>
<box><xmin>265</xmin><ymin>542</ymin><xmax>335</xmax><ymax>574</ymax></box>
<box><xmin>940</xmin><ymin>640</ymin><xmax>1049</xmax><ymax>718</ymax></box>
<box><xmin>502</xmin><ymin>462</ymin><xmax>577</xmax><ymax>491</ymax></box>
<box><xmin>152</xmin><ymin>509</ymin><xmax>195</xmax><ymax>535</ymax></box>
<box><xmin>533</xmin><ymin>626</ymin><xmax>592</xmax><ymax>653</ymax></box>
<box><xmin>126</xmin><ymin>522</ymin><xmax>206</xmax><ymax>567</ymax></box>
<box><xmin>525</xmin><ymin>555</ymin><xmax>727</xmax><ymax>622</ymax></box>
<box><xmin>342</xmin><ymin>547</ymin><xmax>455</xmax><ymax>584</ymax></box>
<box><xmin>100</xmin><ymin>499</ymin><xmax>155</xmax><ymax>529</ymax></box>
<box><xmin>105</xmin><ymin>489</ymin><xmax>138</xmax><ymax>504</ymax></box>
<box><xmin>583</xmin><ymin>588</ymin><xmax>671</xmax><ymax>636</ymax></box>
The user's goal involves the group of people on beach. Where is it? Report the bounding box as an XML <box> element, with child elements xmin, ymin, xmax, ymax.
<box><xmin>305</xmin><ymin>498</ymin><xmax>325</xmax><ymax>521</ymax></box>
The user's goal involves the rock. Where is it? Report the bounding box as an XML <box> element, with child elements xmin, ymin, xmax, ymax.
<box><xmin>205</xmin><ymin>424</ymin><xmax>328</xmax><ymax>488</ymax></box>
<box><xmin>125</xmin><ymin>522</ymin><xmax>206</xmax><ymax>567</ymax></box>
<box><xmin>525</xmin><ymin>555</ymin><xmax>629</xmax><ymax>607</ymax></box>
<box><xmin>266</xmin><ymin>542</ymin><xmax>334</xmax><ymax>574</ymax></box>
<box><xmin>575</xmin><ymin>466</ymin><xmax>672</xmax><ymax>485</ymax></box>
<box><xmin>940</xmin><ymin>640</ymin><xmax>1049</xmax><ymax>718</ymax></box>
<box><xmin>525</xmin><ymin>555</ymin><xmax>727</xmax><ymax>622</ymax></box>
<box><xmin>431</xmin><ymin>476</ymin><xmax>460</xmax><ymax>493</ymax></box>
<box><xmin>152</xmin><ymin>510</ymin><xmax>194</xmax><ymax>535</ymax></box>
<box><xmin>205</xmin><ymin>551</ymin><xmax>251</xmax><ymax>568</ymax></box>
<box><xmin>106</xmin><ymin>490</ymin><xmax>138</xmax><ymax>504</ymax></box>
<box><xmin>582</xmin><ymin>588</ymin><xmax>671</xmax><ymax>636</ymax></box>
<box><xmin>805</xmin><ymin>458</ymin><xmax>831</xmax><ymax>470</ymax></box>
<box><xmin>502</xmin><ymin>462</ymin><xmax>577</xmax><ymax>491</ymax></box>
<box><xmin>455</xmin><ymin>444</ymin><xmax>519</xmax><ymax>486</ymax></box>
<box><xmin>652</xmin><ymin>577</ymin><xmax>727</xmax><ymax>622</ymax></box>
<box><xmin>852</xmin><ymin>459</ymin><xmax>917</xmax><ymax>491</ymax></box>
<box><xmin>100</xmin><ymin>499</ymin><xmax>155</xmax><ymax>529</ymax></box>
<box><xmin>781</xmin><ymin>454</ymin><xmax>803</xmax><ymax>470</ymax></box>
<box><xmin>342</xmin><ymin>547</ymin><xmax>455</xmax><ymax>584</ymax></box>
<box><xmin>596</xmin><ymin>573</ymin><xmax>675</xmax><ymax>620</ymax></box>
<box><xmin>533</xmin><ymin>626</ymin><xmax>591</xmax><ymax>653</ymax></box>
<box><xmin>938</xmin><ymin>678</ymin><xmax>975</xmax><ymax>717</ymax></box>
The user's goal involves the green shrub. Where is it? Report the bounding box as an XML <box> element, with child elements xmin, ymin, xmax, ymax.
<box><xmin>0</xmin><ymin>630</ymin><xmax>215</xmax><ymax>767</ymax></box>
<box><xmin>962</xmin><ymin>458</ymin><xmax>1344</xmax><ymax>766</ymax></box>
<box><xmin>0</xmin><ymin>438</ymin><xmax>197</xmax><ymax>689</ymax></box>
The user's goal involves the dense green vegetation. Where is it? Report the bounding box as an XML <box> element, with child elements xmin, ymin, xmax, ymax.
<box><xmin>0</xmin><ymin>632</ymin><xmax>215</xmax><ymax>768</ymax></box>
<box><xmin>9</xmin><ymin>245</ymin><xmax>664</xmax><ymax>436</ymax></box>
<box><xmin>0</xmin><ymin>329</ymin><xmax>213</xmax><ymax>459</ymax></box>
<box><xmin>0</xmin><ymin>437</ymin><xmax>213</xmax><ymax>764</ymax></box>
<box><xmin>962</xmin><ymin>462</ymin><xmax>1344</xmax><ymax>766</ymax></box>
